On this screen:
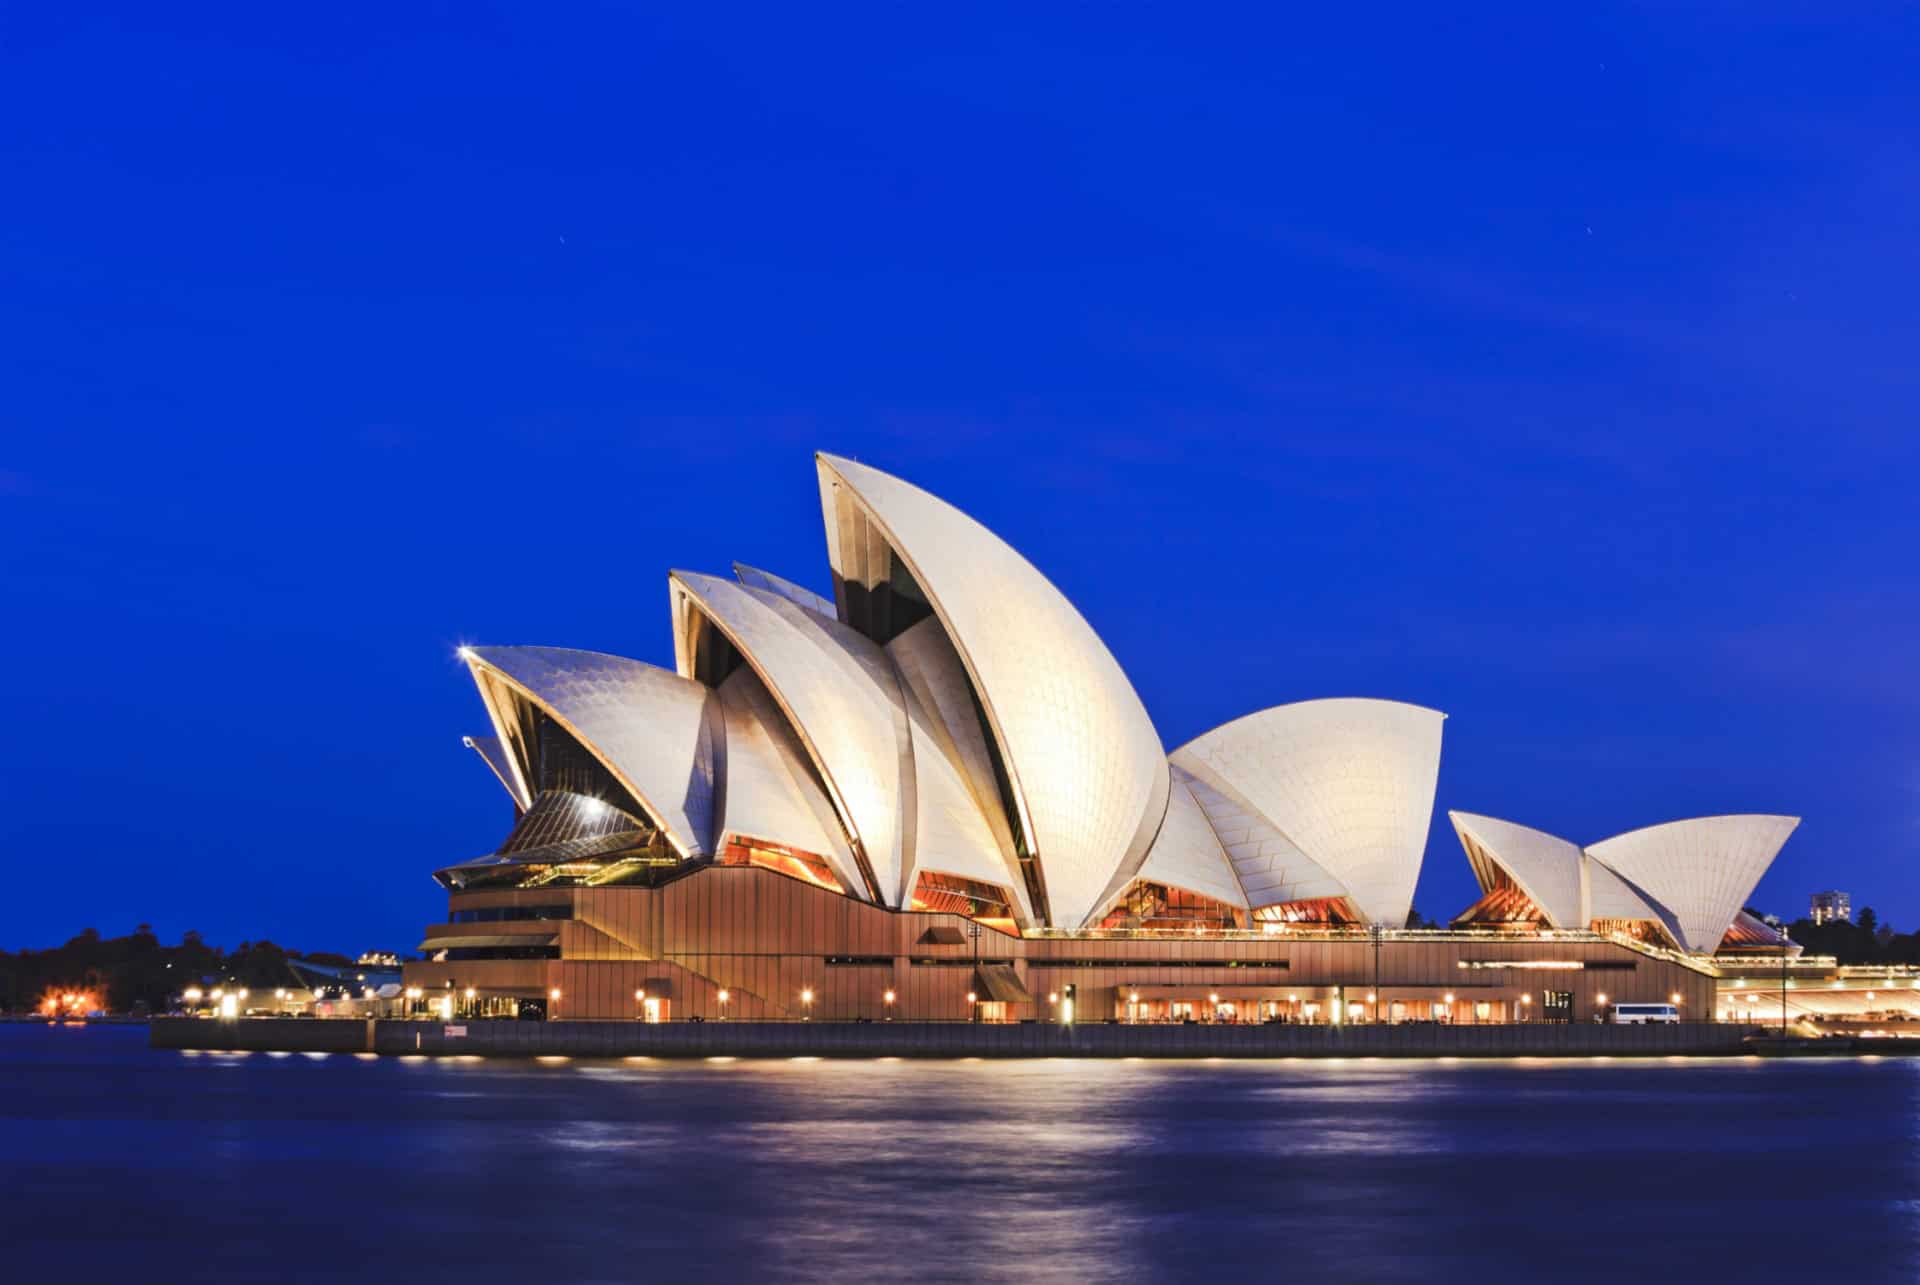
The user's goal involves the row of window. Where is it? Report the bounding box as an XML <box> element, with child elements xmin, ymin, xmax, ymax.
<box><xmin>830</xmin><ymin>957</ymin><xmax>1292</xmax><ymax>970</ymax></box>
<box><xmin>449</xmin><ymin>905</ymin><xmax>574</xmax><ymax>923</ymax></box>
<box><xmin>439</xmin><ymin>946</ymin><xmax>562</xmax><ymax>961</ymax></box>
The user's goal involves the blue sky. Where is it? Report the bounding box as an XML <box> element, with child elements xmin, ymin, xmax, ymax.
<box><xmin>3</xmin><ymin>4</ymin><xmax>1916</xmax><ymax>952</ymax></box>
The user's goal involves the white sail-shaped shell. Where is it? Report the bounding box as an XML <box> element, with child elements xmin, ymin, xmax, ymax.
<box><xmin>1585</xmin><ymin>815</ymin><xmax>1800</xmax><ymax>953</ymax></box>
<box><xmin>1449</xmin><ymin>812</ymin><xmax>1585</xmax><ymax>928</ymax></box>
<box><xmin>671</xmin><ymin>570</ymin><xmax>910</xmax><ymax>904</ymax></box>
<box><xmin>461</xmin><ymin>646</ymin><xmax>718</xmax><ymax>858</ymax></box>
<box><xmin>1171</xmin><ymin>698</ymin><xmax>1445</xmax><ymax>928</ymax></box>
<box><xmin>817</xmin><ymin>453</ymin><xmax>1169</xmax><ymax>928</ymax></box>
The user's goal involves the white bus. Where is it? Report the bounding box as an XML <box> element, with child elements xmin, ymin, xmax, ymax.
<box><xmin>1609</xmin><ymin>1002</ymin><xmax>1680</xmax><ymax>1025</ymax></box>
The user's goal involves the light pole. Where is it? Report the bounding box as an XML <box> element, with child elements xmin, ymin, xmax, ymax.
<box><xmin>801</xmin><ymin>987</ymin><xmax>813</xmax><ymax>1022</ymax></box>
<box><xmin>1369</xmin><ymin>922</ymin><xmax>1385</xmax><ymax>1024</ymax></box>
<box><xmin>549</xmin><ymin>987</ymin><xmax>561</xmax><ymax>1021</ymax></box>
<box><xmin>967</xmin><ymin>920</ymin><xmax>982</xmax><ymax>1023</ymax></box>
<box><xmin>883</xmin><ymin>989</ymin><xmax>894</xmax><ymax>1021</ymax></box>
<box><xmin>966</xmin><ymin>990</ymin><xmax>978</xmax><ymax>1023</ymax></box>
<box><xmin>1595</xmin><ymin>992</ymin><xmax>1608</xmax><ymax>1024</ymax></box>
<box><xmin>1780</xmin><ymin>940</ymin><xmax>1790</xmax><ymax>1038</ymax></box>
<box><xmin>1520</xmin><ymin>993</ymin><xmax>1531</xmax><ymax>1024</ymax></box>
<box><xmin>718</xmin><ymin>988</ymin><xmax>730</xmax><ymax>1021</ymax></box>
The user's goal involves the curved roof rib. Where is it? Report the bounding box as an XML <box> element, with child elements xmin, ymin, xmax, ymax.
<box><xmin>1583</xmin><ymin>854</ymin><xmax>1684</xmax><ymax>944</ymax></box>
<box><xmin>816</xmin><ymin>453</ymin><xmax>1170</xmax><ymax>929</ymax></box>
<box><xmin>1449</xmin><ymin>812</ymin><xmax>1584</xmax><ymax>928</ymax></box>
<box><xmin>732</xmin><ymin>562</ymin><xmax>836</xmax><ymax>618</ymax></box>
<box><xmin>1176</xmin><ymin>764</ymin><xmax>1349</xmax><ymax>911</ymax></box>
<box><xmin>713</xmin><ymin>668</ymin><xmax>866</xmax><ymax>896</ymax></box>
<box><xmin>463</xmin><ymin>733</ymin><xmax>532</xmax><ymax>812</ymax></box>
<box><xmin>461</xmin><ymin>646</ymin><xmax>719</xmax><ymax>859</ymax></box>
<box><xmin>1094</xmin><ymin>767</ymin><xmax>1249</xmax><ymax>918</ymax></box>
<box><xmin>671</xmin><ymin>570</ymin><xmax>912</xmax><ymax>905</ymax></box>
<box><xmin>1171</xmin><ymin>698</ymin><xmax>1446</xmax><ymax>928</ymax></box>
<box><xmin>894</xmin><ymin>672</ymin><xmax>1028</xmax><ymax>914</ymax></box>
<box><xmin>1584</xmin><ymin>815</ymin><xmax>1801</xmax><ymax>953</ymax></box>
<box><xmin>886</xmin><ymin>617</ymin><xmax>1032</xmax><ymax>922</ymax></box>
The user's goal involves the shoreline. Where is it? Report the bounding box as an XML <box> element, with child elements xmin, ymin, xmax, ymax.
<box><xmin>138</xmin><ymin>1016</ymin><xmax>1917</xmax><ymax>1060</ymax></box>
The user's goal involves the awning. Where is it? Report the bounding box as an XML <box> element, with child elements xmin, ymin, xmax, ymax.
<box><xmin>417</xmin><ymin>933</ymin><xmax>558</xmax><ymax>951</ymax></box>
<box><xmin>974</xmin><ymin>964</ymin><xmax>1034</xmax><ymax>1004</ymax></box>
<box><xmin>921</xmin><ymin>925</ymin><xmax>967</xmax><ymax>945</ymax></box>
<box><xmin>640</xmin><ymin>978</ymin><xmax>674</xmax><ymax>999</ymax></box>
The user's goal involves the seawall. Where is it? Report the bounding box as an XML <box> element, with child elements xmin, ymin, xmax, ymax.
<box><xmin>152</xmin><ymin>1017</ymin><xmax>1766</xmax><ymax>1059</ymax></box>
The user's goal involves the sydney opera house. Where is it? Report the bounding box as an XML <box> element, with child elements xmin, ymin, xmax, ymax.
<box><xmin>406</xmin><ymin>454</ymin><xmax>1799</xmax><ymax>1024</ymax></box>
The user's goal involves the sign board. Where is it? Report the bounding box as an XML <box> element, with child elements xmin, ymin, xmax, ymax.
<box><xmin>443</xmin><ymin>1025</ymin><xmax>467</xmax><ymax>1038</ymax></box>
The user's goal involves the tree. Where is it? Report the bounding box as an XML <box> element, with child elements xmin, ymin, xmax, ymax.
<box><xmin>1860</xmin><ymin>907</ymin><xmax>1878</xmax><ymax>935</ymax></box>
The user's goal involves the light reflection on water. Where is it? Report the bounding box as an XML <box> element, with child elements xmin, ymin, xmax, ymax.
<box><xmin>1</xmin><ymin>1027</ymin><xmax>1917</xmax><ymax>1283</ymax></box>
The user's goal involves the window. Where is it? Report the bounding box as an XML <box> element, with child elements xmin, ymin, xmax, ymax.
<box><xmin>450</xmin><ymin>904</ymin><xmax>573</xmax><ymax>923</ymax></box>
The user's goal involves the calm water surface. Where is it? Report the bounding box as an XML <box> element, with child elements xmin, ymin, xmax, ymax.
<box><xmin>3</xmin><ymin>1025</ymin><xmax>1916</xmax><ymax>1283</ymax></box>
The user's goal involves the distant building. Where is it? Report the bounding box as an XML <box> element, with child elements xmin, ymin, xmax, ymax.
<box><xmin>1809</xmin><ymin>891</ymin><xmax>1852</xmax><ymax>925</ymax></box>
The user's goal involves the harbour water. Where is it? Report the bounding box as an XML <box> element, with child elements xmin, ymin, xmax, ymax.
<box><xmin>4</xmin><ymin>1024</ymin><xmax>1916</xmax><ymax>1282</ymax></box>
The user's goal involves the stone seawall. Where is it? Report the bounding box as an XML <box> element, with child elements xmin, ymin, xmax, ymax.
<box><xmin>154</xmin><ymin>1017</ymin><xmax>1762</xmax><ymax>1059</ymax></box>
<box><xmin>150</xmin><ymin>1017</ymin><xmax>375</xmax><ymax>1053</ymax></box>
<box><xmin>381</xmin><ymin>1020</ymin><xmax>1755</xmax><ymax>1058</ymax></box>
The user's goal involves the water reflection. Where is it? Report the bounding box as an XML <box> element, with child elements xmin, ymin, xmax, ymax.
<box><xmin>3</xmin><ymin>1028</ymin><xmax>1918</xmax><ymax>1283</ymax></box>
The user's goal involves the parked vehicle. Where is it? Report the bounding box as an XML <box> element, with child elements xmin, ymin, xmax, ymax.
<box><xmin>1610</xmin><ymin>1002</ymin><xmax>1680</xmax><ymax>1025</ymax></box>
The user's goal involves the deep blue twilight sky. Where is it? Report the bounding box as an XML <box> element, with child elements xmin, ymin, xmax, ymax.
<box><xmin>3</xmin><ymin>5</ymin><xmax>1916</xmax><ymax>953</ymax></box>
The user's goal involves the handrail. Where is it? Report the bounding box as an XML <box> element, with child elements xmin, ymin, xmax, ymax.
<box><xmin>1019</xmin><ymin>924</ymin><xmax>1723</xmax><ymax>975</ymax></box>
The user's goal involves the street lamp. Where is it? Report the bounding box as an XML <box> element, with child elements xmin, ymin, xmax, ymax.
<box><xmin>967</xmin><ymin>990</ymin><xmax>978</xmax><ymax>1023</ymax></box>
<box><xmin>1521</xmin><ymin>993</ymin><xmax>1532</xmax><ymax>1023</ymax></box>
<box><xmin>549</xmin><ymin>987</ymin><xmax>561</xmax><ymax>1019</ymax></box>
<box><xmin>801</xmin><ymin>987</ymin><xmax>814</xmax><ymax>1021</ymax></box>
<box><xmin>882</xmin><ymin>989</ymin><xmax>894</xmax><ymax>1021</ymax></box>
<box><xmin>718</xmin><ymin>988</ymin><xmax>730</xmax><ymax>1020</ymax></box>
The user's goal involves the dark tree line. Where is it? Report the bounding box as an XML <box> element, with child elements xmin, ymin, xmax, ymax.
<box><xmin>0</xmin><ymin>926</ymin><xmax>356</xmax><ymax>1014</ymax></box>
<box><xmin>1783</xmin><ymin>907</ymin><xmax>1920</xmax><ymax>965</ymax></box>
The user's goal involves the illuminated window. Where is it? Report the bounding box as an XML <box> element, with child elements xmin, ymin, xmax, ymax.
<box><xmin>719</xmin><ymin>837</ymin><xmax>844</xmax><ymax>892</ymax></box>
